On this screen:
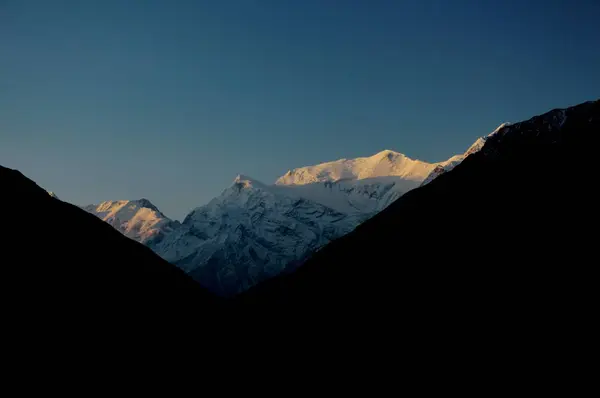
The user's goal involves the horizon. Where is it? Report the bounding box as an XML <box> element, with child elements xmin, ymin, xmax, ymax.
<box><xmin>40</xmin><ymin>132</ymin><xmax>490</xmax><ymax>221</ymax></box>
<box><xmin>2</xmin><ymin>1</ymin><xmax>599</xmax><ymax>220</ymax></box>
<box><xmin>35</xmin><ymin>110</ymin><xmax>586</xmax><ymax>222</ymax></box>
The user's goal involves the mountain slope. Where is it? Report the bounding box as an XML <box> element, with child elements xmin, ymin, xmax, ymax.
<box><xmin>275</xmin><ymin>149</ymin><xmax>442</xmax><ymax>213</ymax></box>
<box><xmin>421</xmin><ymin>122</ymin><xmax>511</xmax><ymax>186</ymax></box>
<box><xmin>154</xmin><ymin>174</ymin><xmax>365</xmax><ymax>296</ymax></box>
<box><xmin>153</xmin><ymin>149</ymin><xmax>461</xmax><ymax>296</ymax></box>
<box><xmin>239</xmin><ymin>99</ymin><xmax>599</xmax><ymax>323</ymax></box>
<box><xmin>74</xmin><ymin>142</ymin><xmax>501</xmax><ymax>296</ymax></box>
<box><xmin>83</xmin><ymin>199</ymin><xmax>180</xmax><ymax>245</ymax></box>
<box><xmin>276</xmin><ymin>149</ymin><xmax>437</xmax><ymax>185</ymax></box>
<box><xmin>0</xmin><ymin>165</ymin><xmax>222</xmax><ymax>325</ymax></box>
<box><xmin>157</xmin><ymin>141</ymin><xmax>510</xmax><ymax>296</ymax></box>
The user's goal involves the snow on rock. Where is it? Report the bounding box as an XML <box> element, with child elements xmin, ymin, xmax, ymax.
<box><xmin>276</xmin><ymin>149</ymin><xmax>437</xmax><ymax>186</ymax></box>
<box><xmin>82</xmin><ymin>199</ymin><xmax>180</xmax><ymax>245</ymax></box>
<box><xmin>78</xmin><ymin>138</ymin><xmax>517</xmax><ymax>296</ymax></box>
<box><xmin>77</xmin><ymin>148</ymin><xmax>473</xmax><ymax>296</ymax></box>
<box><xmin>274</xmin><ymin>176</ymin><xmax>420</xmax><ymax>214</ymax></box>
<box><xmin>153</xmin><ymin>149</ymin><xmax>465</xmax><ymax>295</ymax></box>
<box><xmin>153</xmin><ymin>174</ymin><xmax>365</xmax><ymax>296</ymax></box>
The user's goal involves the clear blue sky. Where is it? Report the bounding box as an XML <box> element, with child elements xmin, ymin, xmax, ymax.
<box><xmin>1</xmin><ymin>0</ymin><xmax>598</xmax><ymax>220</ymax></box>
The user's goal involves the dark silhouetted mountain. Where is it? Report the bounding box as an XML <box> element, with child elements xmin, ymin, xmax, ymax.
<box><xmin>239</xmin><ymin>99</ymin><xmax>599</xmax><ymax>342</ymax></box>
<box><xmin>0</xmin><ymin>165</ymin><xmax>223</xmax><ymax>333</ymax></box>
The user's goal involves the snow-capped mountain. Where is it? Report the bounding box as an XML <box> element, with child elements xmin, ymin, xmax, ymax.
<box><xmin>421</xmin><ymin>123</ymin><xmax>511</xmax><ymax>186</ymax></box>
<box><xmin>152</xmin><ymin>175</ymin><xmax>365</xmax><ymax>295</ymax></box>
<box><xmin>274</xmin><ymin>150</ymin><xmax>439</xmax><ymax>214</ymax></box>
<box><xmin>82</xmin><ymin>199</ymin><xmax>180</xmax><ymax>245</ymax></box>
<box><xmin>150</xmin><ymin>149</ymin><xmax>459</xmax><ymax>296</ymax></box>
<box><xmin>276</xmin><ymin>149</ymin><xmax>437</xmax><ymax>186</ymax></box>
<box><xmin>76</xmin><ymin>134</ymin><xmax>510</xmax><ymax>296</ymax></box>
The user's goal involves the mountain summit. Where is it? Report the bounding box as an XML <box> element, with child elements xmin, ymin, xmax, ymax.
<box><xmin>83</xmin><ymin>199</ymin><xmax>180</xmax><ymax>245</ymax></box>
<box><xmin>276</xmin><ymin>150</ymin><xmax>435</xmax><ymax>186</ymax></box>
<box><xmin>70</xmin><ymin>118</ymin><xmax>541</xmax><ymax>297</ymax></box>
<box><xmin>153</xmin><ymin>147</ymin><xmax>476</xmax><ymax>295</ymax></box>
<box><xmin>75</xmin><ymin>138</ymin><xmax>506</xmax><ymax>296</ymax></box>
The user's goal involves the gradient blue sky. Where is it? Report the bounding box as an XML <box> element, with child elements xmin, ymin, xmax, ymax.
<box><xmin>1</xmin><ymin>0</ymin><xmax>598</xmax><ymax>220</ymax></box>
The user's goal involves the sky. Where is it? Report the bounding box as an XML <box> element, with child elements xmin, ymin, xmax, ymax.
<box><xmin>1</xmin><ymin>0</ymin><xmax>599</xmax><ymax>220</ymax></box>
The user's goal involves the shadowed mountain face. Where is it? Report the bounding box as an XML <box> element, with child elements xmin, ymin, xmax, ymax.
<box><xmin>239</xmin><ymin>100</ymin><xmax>599</xmax><ymax>333</ymax></box>
<box><xmin>0</xmin><ymin>166</ymin><xmax>223</xmax><ymax>329</ymax></box>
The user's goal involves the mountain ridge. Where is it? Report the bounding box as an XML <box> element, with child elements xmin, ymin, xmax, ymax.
<box><xmin>275</xmin><ymin>149</ymin><xmax>437</xmax><ymax>186</ymax></box>
<box><xmin>75</xmin><ymin>124</ymin><xmax>522</xmax><ymax>296</ymax></box>
<box><xmin>78</xmin><ymin>146</ymin><xmax>469</xmax><ymax>295</ymax></box>
<box><xmin>237</xmin><ymin>99</ymin><xmax>600</xmax><ymax>350</ymax></box>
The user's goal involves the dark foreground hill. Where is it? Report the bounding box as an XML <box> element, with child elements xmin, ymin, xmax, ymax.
<box><xmin>240</xmin><ymin>99</ymin><xmax>599</xmax><ymax>336</ymax></box>
<box><xmin>0</xmin><ymin>165</ymin><xmax>224</xmax><ymax>332</ymax></box>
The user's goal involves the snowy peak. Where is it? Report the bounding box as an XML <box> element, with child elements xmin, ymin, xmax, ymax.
<box><xmin>371</xmin><ymin>149</ymin><xmax>403</xmax><ymax>160</ymax></box>
<box><xmin>231</xmin><ymin>174</ymin><xmax>268</xmax><ymax>190</ymax></box>
<box><xmin>83</xmin><ymin>199</ymin><xmax>178</xmax><ymax>244</ymax></box>
<box><xmin>135</xmin><ymin>198</ymin><xmax>160</xmax><ymax>212</ymax></box>
<box><xmin>157</xmin><ymin>179</ymin><xmax>364</xmax><ymax>296</ymax></box>
<box><xmin>87</xmin><ymin>199</ymin><xmax>166</xmax><ymax>220</ymax></box>
<box><xmin>275</xmin><ymin>149</ymin><xmax>436</xmax><ymax>186</ymax></box>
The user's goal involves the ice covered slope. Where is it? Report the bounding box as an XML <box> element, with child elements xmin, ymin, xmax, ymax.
<box><xmin>276</xmin><ymin>149</ymin><xmax>436</xmax><ymax>186</ymax></box>
<box><xmin>77</xmin><ymin>148</ymin><xmax>465</xmax><ymax>296</ymax></box>
<box><xmin>78</xmin><ymin>143</ymin><xmax>511</xmax><ymax>296</ymax></box>
<box><xmin>153</xmin><ymin>149</ymin><xmax>454</xmax><ymax>296</ymax></box>
<box><xmin>82</xmin><ymin>199</ymin><xmax>180</xmax><ymax>245</ymax></box>
<box><xmin>275</xmin><ymin>150</ymin><xmax>441</xmax><ymax>214</ymax></box>
<box><xmin>153</xmin><ymin>175</ymin><xmax>365</xmax><ymax>296</ymax></box>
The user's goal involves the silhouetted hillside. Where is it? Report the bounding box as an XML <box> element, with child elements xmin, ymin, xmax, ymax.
<box><xmin>240</xmin><ymin>99</ymin><xmax>599</xmax><ymax>339</ymax></box>
<box><xmin>0</xmin><ymin>165</ymin><xmax>223</xmax><ymax>332</ymax></box>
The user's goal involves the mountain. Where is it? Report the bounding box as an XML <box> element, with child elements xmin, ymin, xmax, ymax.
<box><xmin>75</xmin><ymin>141</ymin><xmax>502</xmax><ymax>296</ymax></box>
<box><xmin>83</xmin><ymin>199</ymin><xmax>180</xmax><ymax>245</ymax></box>
<box><xmin>156</xmin><ymin>149</ymin><xmax>480</xmax><ymax>296</ymax></box>
<box><xmin>155</xmin><ymin>141</ymin><xmax>513</xmax><ymax>296</ymax></box>
<box><xmin>420</xmin><ymin>123</ymin><xmax>511</xmax><ymax>186</ymax></box>
<box><xmin>75</xmin><ymin>150</ymin><xmax>451</xmax><ymax>296</ymax></box>
<box><xmin>274</xmin><ymin>150</ymin><xmax>439</xmax><ymax>214</ymax></box>
<box><xmin>153</xmin><ymin>174</ymin><xmax>365</xmax><ymax>296</ymax></box>
<box><xmin>5</xmin><ymin>99</ymin><xmax>595</xmax><ymax>367</ymax></box>
<box><xmin>276</xmin><ymin>149</ymin><xmax>437</xmax><ymax>186</ymax></box>
<box><xmin>239</xmin><ymin>99</ymin><xmax>599</xmax><ymax>333</ymax></box>
<box><xmin>0</xmin><ymin>165</ymin><xmax>222</xmax><ymax>327</ymax></box>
